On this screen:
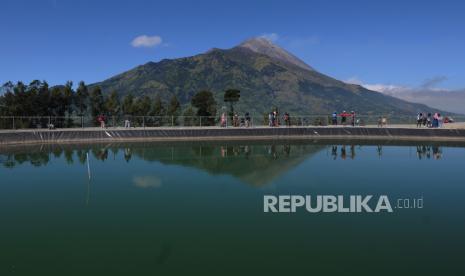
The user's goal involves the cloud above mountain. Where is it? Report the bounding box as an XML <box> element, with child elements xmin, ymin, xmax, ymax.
<box><xmin>421</xmin><ymin>76</ymin><xmax>448</xmax><ymax>89</ymax></box>
<box><xmin>131</xmin><ymin>35</ymin><xmax>163</xmax><ymax>48</ymax></box>
<box><xmin>259</xmin><ymin>33</ymin><xmax>279</xmax><ymax>42</ymax></box>
<box><xmin>346</xmin><ymin>77</ymin><xmax>465</xmax><ymax>114</ymax></box>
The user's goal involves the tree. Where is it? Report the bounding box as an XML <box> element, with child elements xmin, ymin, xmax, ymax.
<box><xmin>63</xmin><ymin>81</ymin><xmax>74</xmax><ymax>116</ymax></box>
<box><xmin>167</xmin><ymin>95</ymin><xmax>181</xmax><ymax>125</ymax></box>
<box><xmin>134</xmin><ymin>95</ymin><xmax>151</xmax><ymax>116</ymax></box>
<box><xmin>224</xmin><ymin>89</ymin><xmax>240</xmax><ymax>120</ymax></box>
<box><xmin>167</xmin><ymin>95</ymin><xmax>180</xmax><ymax>116</ymax></box>
<box><xmin>0</xmin><ymin>82</ymin><xmax>15</xmax><ymax>116</ymax></box>
<box><xmin>122</xmin><ymin>94</ymin><xmax>135</xmax><ymax>115</ymax></box>
<box><xmin>50</xmin><ymin>86</ymin><xmax>65</xmax><ymax>116</ymax></box>
<box><xmin>90</xmin><ymin>86</ymin><xmax>105</xmax><ymax>117</ymax></box>
<box><xmin>105</xmin><ymin>91</ymin><xmax>120</xmax><ymax>116</ymax></box>
<box><xmin>13</xmin><ymin>81</ymin><xmax>27</xmax><ymax>116</ymax></box>
<box><xmin>183</xmin><ymin>106</ymin><xmax>195</xmax><ymax>126</ymax></box>
<box><xmin>75</xmin><ymin>81</ymin><xmax>89</xmax><ymax>116</ymax></box>
<box><xmin>150</xmin><ymin>94</ymin><xmax>165</xmax><ymax>116</ymax></box>
<box><xmin>191</xmin><ymin>90</ymin><xmax>217</xmax><ymax>125</ymax></box>
<box><xmin>36</xmin><ymin>81</ymin><xmax>50</xmax><ymax>116</ymax></box>
<box><xmin>149</xmin><ymin>94</ymin><xmax>165</xmax><ymax>126</ymax></box>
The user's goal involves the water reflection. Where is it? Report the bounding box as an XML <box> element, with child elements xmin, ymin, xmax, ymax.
<box><xmin>0</xmin><ymin>142</ymin><xmax>460</xmax><ymax>185</ymax></box>
<box><xmin>416</xmin><ymin>145</ymin><xmax>443</xmax><ymax>160</ymax></box>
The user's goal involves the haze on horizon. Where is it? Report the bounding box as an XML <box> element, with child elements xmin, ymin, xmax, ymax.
<box><xmin>1</xmin><ymin>0</ymin><xmax>465</xmax><ymax>113</ymax></box>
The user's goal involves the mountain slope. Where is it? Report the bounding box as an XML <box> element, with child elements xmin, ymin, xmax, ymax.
<box><xmin>91</xmin><ymin>38</ymin><xmax>436</xmax><ymax>115</ymax></box>
<box><xmin>239</xmin><ymin>37</ymin><xmax>315</xmax><ymax>71</ymax></box>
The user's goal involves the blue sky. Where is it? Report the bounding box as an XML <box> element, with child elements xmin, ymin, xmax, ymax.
<box><xmin>1</xmin><ymin>0</ymin><xmax>465</xmax><ymax>90</ymax></box>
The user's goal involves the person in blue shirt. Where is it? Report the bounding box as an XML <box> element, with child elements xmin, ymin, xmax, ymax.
<box><xmin>331</xmin><ymin>111</ymin><xmax>338</xmax><ymax>125</ymax></box>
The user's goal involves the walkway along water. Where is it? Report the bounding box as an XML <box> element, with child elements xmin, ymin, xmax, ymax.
<box><xmin>1</xmin><ymin>126</ymin><xmax>465</xmax><ymax>145</ymax></box>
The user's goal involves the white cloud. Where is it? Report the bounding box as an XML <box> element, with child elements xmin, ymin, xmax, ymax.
<box><xmin>346</xmin><ymin>77</ymin><xmax>412</xmax><ymax>94</ymax></box>
<box><xmin>345</xmin><ymin>77</ymin><xmax>465</xmax><ymax>114</ymax></box>
<box><xmin>131</xmin><ymin>35</ymin><xmax>163</xmax><ymax>48</ymax></box>
<box><xmin>363</xmin><ymin>84</ymin><xmax>410</xmax><ymax>95</ymax></box>
<box><xmin>345</xmin><ymin>77</ymin><xmax>363</xmax><ymax>85</ymax></box>
<box><xmin>260</xmin><ymin>33</ymin><xmax>279</xmax><ymax>42</ymax></box>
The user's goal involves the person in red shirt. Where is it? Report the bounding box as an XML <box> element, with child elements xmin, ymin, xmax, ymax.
<box><xmin>339</xmin><ymin>111</ymin><xmax>350</xmax><ymax>125</ymax></box>
<box><xmin>97</xmin><ymin>114</ymin><xmax>106</xmax><ymax>128</ymax></box>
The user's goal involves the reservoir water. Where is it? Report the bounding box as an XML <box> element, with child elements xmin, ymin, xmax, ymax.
<box><xmin>1</xmin><ymin>141</ymin><xmax>464</xmax><ymax>275</ymax></box>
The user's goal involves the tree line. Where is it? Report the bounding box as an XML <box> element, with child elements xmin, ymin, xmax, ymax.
<box><xmin>0</xmin><ymin>80</ymin><xmax>182</xmax><ymax>118</ymax></box>
<box><xmin>0</xmin><ymin>80</ymin><xmax>241</xmax><ymax>127</ymax></box>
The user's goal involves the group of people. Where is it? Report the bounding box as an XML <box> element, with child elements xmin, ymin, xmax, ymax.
<box><xmin>220</xmin><ymin>112</ymin><xmax>252</xmax><ymax>127</ymax></box>
<box><xmin>416</xmin><ymin>112</ymin><xmax>451</xmax><ymax>128</ymax></box>
<box><xmin>268</xmin><ymin>110</ymin><xmax>291</xmax><ymax>127</ymax></box>
<box><xmin>331</xmin><ymin>111</ymin><xmax>357</xmax><ymax>126</ymax></box>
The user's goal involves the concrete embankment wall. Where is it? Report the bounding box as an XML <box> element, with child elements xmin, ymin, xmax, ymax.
<box><xmin>1</xmin><ymin>127</ymin><xmax>465</xmax><ymax>145</ymax></box>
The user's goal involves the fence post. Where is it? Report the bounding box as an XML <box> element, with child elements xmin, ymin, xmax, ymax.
<box><xmin>143</xmin><ymin>116</ymin><xmax>145</xmax><ymax>129</ymax></box>
<box><xmin>12</xmin><ymin>116</ymin><xmax>15</xmax><ymax>129</ymax></box>
<box><xmin>81</xmin><ymin>116</ymin><xmax>84</xmax><ymax>128</ymax></box>
<box><xmin>199</xmin><ymin>116</ymin><xmax>202</xmax><ymax>127</ymax></box>
<box><xmin>171</xmin><ymin>116</ymin><xmax>174</xmax><ymax>127</ymax></box>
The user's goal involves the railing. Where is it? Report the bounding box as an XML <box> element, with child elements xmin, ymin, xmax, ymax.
<box><xmin>0</xmin><ymin>115</ymin><xmax>463</xmax><ymax>130</ymax></box>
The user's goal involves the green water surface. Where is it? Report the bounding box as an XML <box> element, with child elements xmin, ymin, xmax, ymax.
<box><xmin>1</xmin><ymin>141</ymin><xmax>464</xmax><ymax>275</ymax></box>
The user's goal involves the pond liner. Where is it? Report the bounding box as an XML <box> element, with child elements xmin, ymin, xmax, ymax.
<box><xmin>1</xmin><ymin>127</ymin><xmax>465</xmax><ymax>145</ymax></box>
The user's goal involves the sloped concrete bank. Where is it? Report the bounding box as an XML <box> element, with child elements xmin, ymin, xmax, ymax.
<box><xmin>1</xmin><ymin>127</ymin><xmax>465</xmax><ymax>146</ymax></box>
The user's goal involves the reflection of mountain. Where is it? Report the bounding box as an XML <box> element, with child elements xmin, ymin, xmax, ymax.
<box><xmin>0</xmin><ymin>142</ymin><xmax>324</xmax><ymax>186</ymax></box>
<box><xmin>1</xmin><ymin>140</ymin><xmax>461</xmax><ymax>185</ymax></box>
<box><xmin>130</xmin><ymin>144</ymin><xmax>324</xmax><ymax>186</ymax></box>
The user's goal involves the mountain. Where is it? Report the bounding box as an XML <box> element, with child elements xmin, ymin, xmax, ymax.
<box><xmin>239</xmin><ymin>37</ymin><xmax>315</xmax><ymax>71</ymax></box>
<box><xmin>90</xmin><ymin>37</ymin><xmax>437</xmax><ymax>115</ymax></box>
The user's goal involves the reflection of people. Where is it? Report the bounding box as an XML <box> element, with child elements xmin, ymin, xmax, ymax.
<box><xmin>331</xmin><ymin>146</ymin><xmax>337</xmax><ymax>160</ymax></box>
<box><xmin>416</xmin><ymin>145</ymin><xmax>433</xmax><ymax>160</ymax></box>
<box><xmin>233</xmin><ymin>146</ymin><xmax>239</xmax><ymax>156</ymax></box>
<box><xmin>244</xmin><ymin>145</ymin><xmax>250</xmax><ymax>159</ymax></box>
<box><xmin>416</xmin><ymin>146</ymin><xmax>423</xmax><ymax>160</ymax></box>
<box><xmin>350</xmin><ymin>145</ymin><xmax>356</xmax><ymax>159</ymax></box>
<box><xmin>432</xmin><ymin>146</ymin><xmax>442</xmax><ymax>159</ymax></box>
<box><xmin>283</xmin><ymin>145</ymin><xmax>291</xmax><ymax>156</ymax></box>
<box><xmin>267</xmin><ymin>145</ymin><xmax>278</xmax><ymax>159</ymax></box>
<box><xmin>341</xmin><ymin>145</ymin><xmax>346</xmax><ymax>160</ymax></box>
<box><xmin>426</xmin><ymin>146</ymin><xmax>431</xmax><ymax>159</ymax></box>
<box><xmin>377</xmin><ymin>145</ymin><xmax>382</xmax><ymax>158</ymax></box>
<box><xmin>124</xmin><ymin>148</ymin><xmax>132</xmax><ymax>162</ymax></box>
